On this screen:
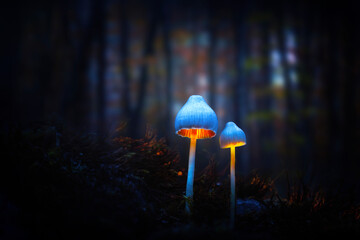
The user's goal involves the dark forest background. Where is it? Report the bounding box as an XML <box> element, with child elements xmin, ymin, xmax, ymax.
<box><xmin>1</xmin><ymin>0</ymin><xmax>359</xmax><ymax>196</ymax></box>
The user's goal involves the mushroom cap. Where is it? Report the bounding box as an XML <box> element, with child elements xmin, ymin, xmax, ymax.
<box><xmin>175</xmin><ymin>95</ymin><xmax>218</xmax><ymax>139</ymax></box>
<box><xmin>219</xmin><ymin>122</ymin><xmax>246</xmax><ymax>148</ymax></box>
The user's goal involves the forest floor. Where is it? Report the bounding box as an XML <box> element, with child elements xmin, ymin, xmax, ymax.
<box><xmin>0</xmin><ymin>122</ymin><xmax>359</xmax><ymax>239</ymax></box>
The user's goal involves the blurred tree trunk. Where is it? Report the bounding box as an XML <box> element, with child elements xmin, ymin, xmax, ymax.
<box><xmin>0</xmin><ymin>2</ymin><xmax>28</xmax><ymax>127</ymax></box>
<box><xmin>295</xmin><ymin>1</ymin><xmax>317</xmax><ymax>180</ymax></box>
<box><xmin>260</xmin><ymin>5</ymin><xmax>273</xmax><ymax>171</ymax></box>
<box><xmin>162</xmin><ymin>0</ymin><xmax>173</xmax><ymax>142</ymax></box>
<box><xmin>46</xmin><ymin>1</ymin><xmax>73</xmax><ymax>120</ymax></box>
<box><xmin>37</xmin><ymin>4</ymin><xmax>54</xmax><ymax>122</ymax></box>
<box><xmin>233</xmin><ymin>6</ymin><xmax>246</xmax><ymax>126</ymax></box>
<box><xmin>95</xmin><ymin>0</ymin><xmax>106</xmax><ymax>136</ymax></box>
<box><xmin>129</xmin><ymin>0</ymin><xmax>159</xmax><ymax>138</ymax></box>
<box><xmin>311</xmin><ymin>18</ymin><xmax>331</xmax><ymax>184</ymax></box>
<box><xmin>233</xmin><ymin>3</ymin><xmax>250</xmax><ymax>174</ymax></box>
<box><xmin>277</xmin><ymin>5</ymin><xmax>295</xmax><ymax>172</ymax></box>
<box><xmin>341</xmin><ymin>2</ymin><xmax>359</xmax><ymax>184</ymax></box>
<box><xmin>120</xmin><ymin>0</ymin><xmax>131</xmax><ymax>125</ymax></box>
<box><xmin>191</xmin><ymin>4</ymin><xmax>199</xmax><ymax>86</ymax></box>
<box><xmin>322</xmin><ymin>10</ymin><xmax>341</xmax><ymax>178</ymax></box>
<box><xmin>64</xmin><ymin>0</ymin><xmax>97</xmax><ymax>129</ymax></box>
<box><xmin>208</xmin><ymin>0</ymin><xmax>217</xmax><ymax>109</ymax></box>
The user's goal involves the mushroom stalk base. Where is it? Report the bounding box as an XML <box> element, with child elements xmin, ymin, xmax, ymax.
<box><xmin>230</xmin><ymin>146</ymin><xmax>236</xmax><ymax>228</ymax></box>
<box><xmin>185</xmin><ymin>137</ymin><xmax>197</xmax><ymax>213</ymax></box>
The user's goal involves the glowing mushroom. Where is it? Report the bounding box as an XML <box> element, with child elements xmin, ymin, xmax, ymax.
<box><xmin>219</xmin><ymin>122</ymin><xmax>246</xmax><ymax>227</ymax></box>
<box><xmin>175</xmin><ymin>95</ymin><xmax>218</xmax><ymax>213</ymax></box>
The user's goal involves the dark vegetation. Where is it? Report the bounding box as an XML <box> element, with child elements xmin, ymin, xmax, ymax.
<box><xmin>1</xmin><ymin>123</ymin><xmax>359</xmax><ymax>239</ymax></box>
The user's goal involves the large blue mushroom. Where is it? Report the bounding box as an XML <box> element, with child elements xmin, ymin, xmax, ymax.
<box><xmin>175</xmin><ymin>95</ymin><xmax>218</xmax><ymax>213</ymax></box>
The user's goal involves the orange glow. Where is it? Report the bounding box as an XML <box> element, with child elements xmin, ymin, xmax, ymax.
<box><xmin>177</xmin><ymin>171</ymin><xmax>183</xmax><ymax>176</ymax></box>
<box><xmin>177</xmin><ymin>128</ymin><xmax>216</xmax><ymax>139</ymax></box>
<box><xmin>221</xmin><ymin>141</ymin><xmax>246</xmax><ymax>149</ymax></box>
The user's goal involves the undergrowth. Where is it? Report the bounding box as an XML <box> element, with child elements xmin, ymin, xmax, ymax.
<box><xmin>0</xmin><ymin>122</ymin><xmax>359</xmax><ymax>239</ymax></box>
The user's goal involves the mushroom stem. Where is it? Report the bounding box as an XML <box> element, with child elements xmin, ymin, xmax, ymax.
<box><xmin>230</xmin><ymin>146</ymin><xmax>236</xmax><ymax>228</ymax></box>
<box><xmin>185</xmin><ymin>137</ymin><xmax>197</xmax><ymax>213</ymax></box>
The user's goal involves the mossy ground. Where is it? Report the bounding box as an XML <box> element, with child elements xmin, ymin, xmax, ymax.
<box><xmin>0</xmin><ymin>123</ymin><xmax>359</xmax><ymax>239</ymax></box>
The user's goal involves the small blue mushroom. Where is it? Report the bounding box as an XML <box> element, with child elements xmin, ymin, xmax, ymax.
<box><xmin>220</xmin><ymin>122</ymin><xmax>246</xmax><ymax>148</ymax></box>
<box><xmin>219</xmin><ymin>122</ymin><xmax>246</xmax><ymax>227</ymax></box>
<box><xmin>175</xmin><ymin>95</ymin><xmax>218</xmax><ymax>213</ymax></box>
